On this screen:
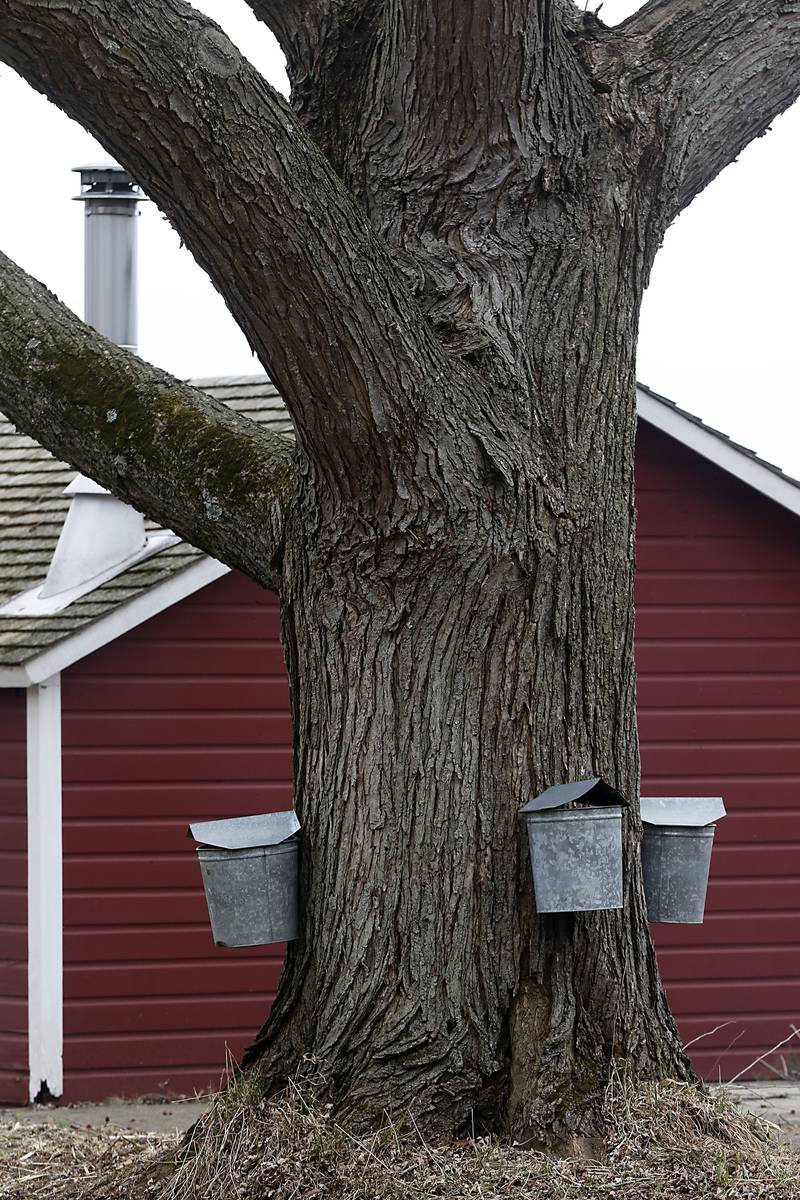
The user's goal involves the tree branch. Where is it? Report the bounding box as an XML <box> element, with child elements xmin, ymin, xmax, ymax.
<box><xmin>242</xmin><ymin>0</ymin><xmax>378</xmax><ymax>153</ymax></box>
<box><xmin>247</xmin><ymin>0</ymin><xmax>587</xmax><ymax>181</ymax></box>
<box><xmin>244</xmin><ymin>0</ymin><xmax>330</xmax><ymax>49</ymax></box>
<box><xmin>0</xmin><ymin>251</ymin><xmax>295</xmax><ymax>593</ymax></box>
<box><xmin>0</xmin><ymin>0</ymin><xmax>447</xmax><ymax>494</ymax></box>
<box><xmin>619</xmin><ymin>0</ymin><xmax>800</xmax><ymax>218</ymax></box>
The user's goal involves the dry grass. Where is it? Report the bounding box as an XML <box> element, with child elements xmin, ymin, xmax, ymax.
<box><xmin>0</xmin><ymin>1119</ymin><xmax>169</xmax><ymax>1199</ymax></box>
<box><xmin>1</xmin><ymin>1073</ymin><xmax>798</xmax><ymax>1200</ymax></box>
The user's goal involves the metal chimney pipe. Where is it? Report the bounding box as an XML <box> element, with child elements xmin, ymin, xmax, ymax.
<box><xmin>73</xmin><ymin>164</ymin><xmax>143</xmax><ymax>353</ymax></box>
<box><xmin>0</xmin><ymin>163</ymin><xmax>180</xmax><ymax>618</ymax></box>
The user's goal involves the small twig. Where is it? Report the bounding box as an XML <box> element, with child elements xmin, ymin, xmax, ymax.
<box><xmin>408</xmin><ymin>1109</ymin><xmax>447</xmax><ymax>1180</ymax></box>
<box><xmin>727</xmin><ymin>1027</ymin><xmax>800</xmax><ymax>1084</ymax></box>
<box><xmin>757</xmin><ymin>1057</ymin><xmax>790</xmax><ymax>1080</ymax></box>
<box><xmin>711</xmin><ymin>1027</ymin><xmax>745</xmax><ymax>1078</ymax></box>
<box><xmin>683</xmin><ymin>1020</ymin><xmax>736</xmax><ymax>1051</ymax></box>
<box><xmin>333</xmin><ymin>1121</ymin><xmax>390</xmax><ymax>1171</ymax></box>
<box><xmin>286</xmin><ymin>1074</ymin><xmax>315</xmax><ymax>1116</ymax></box>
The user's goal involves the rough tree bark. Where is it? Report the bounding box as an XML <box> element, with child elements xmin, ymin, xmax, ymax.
<box><xmin>0</xmin><ymin>252</ymin><xmax>293</xmax><ymax>591</ymax></box>
<box><xmin>0</xmin><ymin>0</ymin><xmax>798</xmax><ymax>1149</ymax></box>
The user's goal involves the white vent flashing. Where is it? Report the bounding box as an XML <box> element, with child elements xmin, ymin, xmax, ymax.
<box><xmin>41</xmin><ymin>474</ymin><xmax>146</xmax><ymax>597</ymax></box>
<box><xmin>0</xmin><ymin>474</ymin><xmax>179</xmax><ymax>617</ymax></box>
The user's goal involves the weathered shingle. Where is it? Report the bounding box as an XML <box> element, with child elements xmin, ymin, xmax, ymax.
<box><xmin>0</xmin><ymin>375</ymin><xmax>293</xmax><ymax>667</ymax></box>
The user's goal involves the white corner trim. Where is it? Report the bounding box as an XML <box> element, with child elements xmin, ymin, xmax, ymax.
<box><xmin>27</xmin><ymin>674</ymin><xmax>63</xmax><ymax>1102</ymax></box>
<box><xmin>637</xmin><ymin>387</ymin><xmax>800</xmax><ymax>520</ymax></box>
<box><xmin>0</xmin><ymin>556</ymin><xmax>230</xmax><ymax>688</ymax></box>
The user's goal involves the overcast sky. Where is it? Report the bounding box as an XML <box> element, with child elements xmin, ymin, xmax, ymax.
<box><xmin>1</xmin><ymin>1</ymin><xmax>798</xmax><ymax>476</ymax></box>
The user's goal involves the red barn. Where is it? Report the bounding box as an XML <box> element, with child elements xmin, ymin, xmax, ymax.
<box><xmin>1</xmin><ymin>377</ymin><xmax>798</xmax><ymax>1105</ymax></box>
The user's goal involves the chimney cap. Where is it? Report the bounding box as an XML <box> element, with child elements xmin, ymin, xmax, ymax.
<box><xmin>73</xmin><ymin>163</ymin><xmax>145</xmax><ymax>203</ymax></box>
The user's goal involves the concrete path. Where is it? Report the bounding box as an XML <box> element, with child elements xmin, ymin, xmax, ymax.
<box><xmin>716</xmin><ymin>1081</ymin><xmax>800</xmax><ymax>1149</ymax></box>
<box><xmin>0</xmin><ymin>1098</ymin><xmax>208</xmax><ymax>1136</ymax></box>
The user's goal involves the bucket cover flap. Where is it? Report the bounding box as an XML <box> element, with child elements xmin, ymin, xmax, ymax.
<box><xmin>640</xmin><ymin>796</ymin><xmax>725</xmax><ymax>827</ymax></box>
<box><xmin>520</xmin><ymin>776</ymin><xmax>628</xmax><ymax>814</ymax></box>
<box><xmin>188</xmin><ymin>810</ymin><xmax>300</xmax><ymax>849</ymax></box>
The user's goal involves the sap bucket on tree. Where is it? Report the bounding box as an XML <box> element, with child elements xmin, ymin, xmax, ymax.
<box><xmin>640</xmin><ymin>797</ymin><xmax>726</xmax><ymax>924</ymax></box>
<box><xmin>520</xmin><ymin>778</ymin><xmax>628</xmax><ymax>913</ymax></box>
<box><xmin>189</xmin><ymin>811</ymin><xmax>301</xmax><ymax>947</ymax></box>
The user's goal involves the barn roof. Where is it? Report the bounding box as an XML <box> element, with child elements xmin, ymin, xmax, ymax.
<box><xmin>0</xmin><ymin>376</ymin><xmax>291</xmax><ymax>678</ymax></box>
<box><xmin>636</xmin><ymin>383</ymin><xmax>800</xmax><ymax>518</ymax></box>
<box><xmin>0</xmin><ymin>375</ymin><xmax>797</xmax><ymax>684</ymax></box>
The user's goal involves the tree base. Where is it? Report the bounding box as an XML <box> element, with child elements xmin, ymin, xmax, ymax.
<box><xmin>69</xmin><ymin>1072</ymin><xmax>798</xmax><ymax>1200</ymax></box>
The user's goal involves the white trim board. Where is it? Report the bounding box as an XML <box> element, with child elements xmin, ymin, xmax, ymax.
<box><xmin>0</xmin><ymin>556</ymin><xmax>230</xmax><ymax>687</ymax></box>
<box><xmin>27</xmin><ymin>674</ymin><xmax>63</xmax><ymax>1102</ymax></box>
<box><xmin>636</xmin><ymin>387</ymin><xmax>800</xmax><ymax>520</ymax></box>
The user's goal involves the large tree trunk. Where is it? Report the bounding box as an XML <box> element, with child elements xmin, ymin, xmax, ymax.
<box><xmin>234</xmin><ymin>17</ymin><xmax>695</xmax><ymax>1140</ymax></box>
<box><xmin>243</xmin><ymin>241</ymin><xmax>690</xmax><ymax>1147</ymax></box>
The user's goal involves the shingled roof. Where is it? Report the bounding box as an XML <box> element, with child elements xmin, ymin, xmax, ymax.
<box><xmin>0</xmin><ymin>376</ymin><xmax>292</xmax><ymax>669</ymax></box>
<box><xmin>1</xmin><ymin>375</ymin><xmax>797</xmax><ymax>674</ymax></box>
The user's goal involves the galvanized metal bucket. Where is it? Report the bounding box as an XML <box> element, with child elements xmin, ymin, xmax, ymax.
<box><xmin>520</xmin><ymin>779</ymin><xmax>627</xmax><ymax>913</ymax></box>
<box><xmin>640</xmin><ymin>797</ymin><xmax>725</xmax><ymax>925</ymax></box>
<box><xmin>189</xmin><ymin>811</ymin><xmax>300</xmax><ymax>948</ymax></box>
<box><xmin>524</xmin><ymin>807</ymin><xmax>624</xmax><ymax>913</ymax></box>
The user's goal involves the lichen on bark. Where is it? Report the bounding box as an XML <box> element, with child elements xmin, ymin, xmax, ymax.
<box><xmin>0</xmin><ymin>249</ymin><xmax>295</xmax><ymax>592</ymax></box>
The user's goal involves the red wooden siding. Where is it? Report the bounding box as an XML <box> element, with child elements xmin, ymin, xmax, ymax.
<box><xmin>0</xmin><ymin>689</ymin><xmax>27</xmax><ymax>1104</ymax></box>
<box><xmin>636</xmin><ymin>423</ymin><xmax>800</xmax><ymax>1081</ymax></box>
<box><xmin>60</xmin><ymin>572</ymin><xmax>292</xmax><ymax>1101</ymax></box>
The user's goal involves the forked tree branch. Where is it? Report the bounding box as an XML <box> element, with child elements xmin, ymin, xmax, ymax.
<box><xmin>245</xmin><ymin>0</ymin><xmax>331</xmax><ymax>48</ymax></box>
<box><xmin>0</xmin><ymin>251</ymin><xmax>295</xmax><ymax>592</ymax></box>
<box><xmin>245</xmin><ymin>0</ymin><xmax>586</xmax><ymax>175</ymax></box>
<box><xmin>619</xmin><ymin>0</ymin><xmax>800</xmax><ymax>218</ymax></box>
<box><xmin>0</xmin><ymin>0</ymin><xmax>448</xmax><ymax>493</ymax></box>
<box><xmin>241</xmin><ymin>0</ymin><xmax>380</xmax><ymax>176</ymax></box>
<box><xmin>243</xmin><ymin>0</ymin><xmax>374</xmax><ymax>133</ymax></box>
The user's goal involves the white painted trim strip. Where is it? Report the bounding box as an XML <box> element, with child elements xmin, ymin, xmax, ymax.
<box><xmin>0</xmin><ymin>556</ymin><xmax>230</xmax><ymax>688</ymax></box>
<box><xmin>637</xmin><ymin>388</ymin><xmax>800</xmax><ymax>520</ymax></box>
<box><xmin>27</xmin><ymin>674</ymin><xmax>63</xmax><ymax>1102</ymax></box>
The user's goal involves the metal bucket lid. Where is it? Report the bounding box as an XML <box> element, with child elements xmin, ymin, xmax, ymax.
<box><xmin>520</xmin><ymin>776</ymin><xmax>628</xmax><ymax>815</ymax></box>
<box><xmin>188</xmin><ymin>810</ymin><xmax>300</xmax><ymax>849</ymax></box>
<box><xmin>197</xmin><ymin>840</ymin><xmax>299</xmax><ymax>860</ymax></box>
<box><xmin>526</xmin><ymin>805</ymin><xmax>623</xmax><ymax>825</ymax></box>
<box><xmin>642</xmin><ymin>823</ymin><xmax>716</xmax><ymax>839</ymax></box>
<box><xmin>640</xmin><ymin>797</ymin><xmax>725</xmax><ymax>828</ymax></box>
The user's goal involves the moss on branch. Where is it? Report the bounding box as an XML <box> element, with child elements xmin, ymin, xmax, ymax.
<box><xmin>0</xmin><ymin>250</ymin><xmax>295</xmax><ymax>592</ymax></box>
